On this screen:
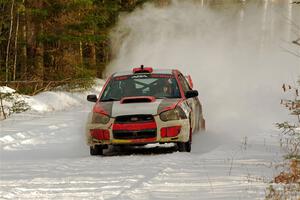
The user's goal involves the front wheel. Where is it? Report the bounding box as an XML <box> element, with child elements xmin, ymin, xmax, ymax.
<box><xmin>178</xmin><ymin>141</ymin><xmax>191</xmax><ymax>152</ymax></box>
<box><xmin>178</xmin><ymin>131</ymin><xmax>192</xmax><ymax>152</ymax></box>
<box><xmin>90</xmin><ymin>145</ymin><xmax>104</xmax><ymax>156</ymax></box>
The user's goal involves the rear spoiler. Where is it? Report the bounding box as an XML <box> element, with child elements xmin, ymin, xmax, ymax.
<box><xmin>185</xmin><ymin>75</ymin><xmax>194</xmax><ymax>89</ymax></box>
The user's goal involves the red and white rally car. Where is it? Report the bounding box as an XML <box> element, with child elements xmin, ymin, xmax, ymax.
<box><xmin>86</xmin><ymin>66</ymin><xmax>205</xmax><ymax>155</ymax></box>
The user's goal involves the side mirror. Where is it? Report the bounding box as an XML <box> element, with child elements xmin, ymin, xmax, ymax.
<box><xmin>185</xmin><ymin>90</ymin><xmax>198</xmax><ymax>98</ymax></box>
<box><xmin>87</xmin><ymin>94</ymin><xmax>98</xmax><ymax>102</ymax></box>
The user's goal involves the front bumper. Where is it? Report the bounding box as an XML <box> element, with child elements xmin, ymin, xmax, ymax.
<box><xmin>85</xmin><ymin>114</ymin><xmax>190</xmax><ymax>146</ymax></box>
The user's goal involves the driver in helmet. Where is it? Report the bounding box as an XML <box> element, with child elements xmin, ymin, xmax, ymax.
<box><xmin>155</xmin><ymin>78</ymin><xmax>173</xmax><ymax>98</ymax></box>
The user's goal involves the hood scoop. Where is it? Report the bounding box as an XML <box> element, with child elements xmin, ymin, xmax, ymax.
<box><xmin>120</xmin><ymin>96</ymin><xmax>156</xmax><ymax>104</ymax></box>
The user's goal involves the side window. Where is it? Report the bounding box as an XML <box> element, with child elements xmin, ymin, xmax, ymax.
<box><xmin>178</xmin><ymin>74</ymin><xmax>191</xmax><ymax>93</ymax></box>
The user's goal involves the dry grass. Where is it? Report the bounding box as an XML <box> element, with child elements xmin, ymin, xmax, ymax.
<box><xmin>266</xmin><ymin>159</ymin><xmax>300</xmax><ymax>200</ymax></box>
<box><xmin>274</xmin><ymin>159</ymin><xmax>300</xmax><ymax>184</ymax></box>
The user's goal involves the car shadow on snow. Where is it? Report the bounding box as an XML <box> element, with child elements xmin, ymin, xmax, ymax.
<box><xmin>103</xmin><ymin>144</ymin><xmax>177</xmax><ymax>157</ymax></box>
<box><xmin>101</xmin><ymin>131</ymin><xmax>224</xmax><ymax>157</ymax></box>
<box><xmin>0</xmin><ymin>131</ymin><xmax>225</xmax><ymax>160</ymax></box>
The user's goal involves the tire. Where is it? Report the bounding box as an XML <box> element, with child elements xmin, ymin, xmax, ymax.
<box><xmin>90</xmin><ymin>145</ymin><xmax>103</xmax><ymax>156</ymax></box>
<box><xmin>178</xmin><ymin>141</ymin><xmax>191</xmax><ymax>152</ymax></box>
<box><xmin>178</xmin><ymin>130</ymin><xmax>192</xmax><ymax>152</ymax></box>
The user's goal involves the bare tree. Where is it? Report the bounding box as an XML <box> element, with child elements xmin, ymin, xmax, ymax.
<box><xmin>20</xmin><ymin>0</ymin><xmax>27</xmax><ymax>80</ymax></box>
<box><xmin>5</xmin><ymin>0</ymin><xmax>15</xmax><ymax>83</ymax></box>
<box><xmin>13</xmin><ymin>4</ymin><xmax>20</xmax><ymax>81</ymax></box>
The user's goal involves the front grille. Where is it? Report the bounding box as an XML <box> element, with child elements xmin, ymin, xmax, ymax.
<box><xmin>113</xmin><ymin>130</ymin><xmax>156</xmax><ymax>139</ymax></box>
<box><xmin>115</xmin><ymin>115</ymin><xmax>154</xmax><ymax>124</ymax></box>
<box><xmin>113</xmin><ymin>115</ymin><xmax>157</xmax><ymax>140</ymax></box>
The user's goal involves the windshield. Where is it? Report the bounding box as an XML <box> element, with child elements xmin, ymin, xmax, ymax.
<box><xmin>100</xmin><ymin>74</ymin><xmax>181</xmax><ymax>101</ymax></box>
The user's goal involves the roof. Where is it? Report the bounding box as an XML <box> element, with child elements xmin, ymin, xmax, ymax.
<box><xmin>112</xmin><ymin>68</ymin><xmax>174</xmax><ymax>77</ymax></box>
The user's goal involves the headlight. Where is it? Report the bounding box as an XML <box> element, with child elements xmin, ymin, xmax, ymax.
<box><xmin>92</xmin><ymin>112</ymin><xmax>110</xmax><ymax>124</ymax></box>
<box><xmin>159</xmin><ymin>107</ymin><xmax>187</xmax><ymax>121</ymax></box>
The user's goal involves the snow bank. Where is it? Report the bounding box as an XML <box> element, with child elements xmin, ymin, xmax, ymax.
<box><xmin>26</xmin><ymin>92</ymin><xmax>84</xmax><ymax>112</ymax></box>
<box><xmin>28</xmin><ymin>79</ymin><xmax>104</xmax><ymax>113</ymax></box>
<box><xmin>0</xmin><ymin>86</ymin><xmax>15</xmax><ymax>94</ymax></box>
<box><xmin>0</xmin><ymin>79</ymin><xmax>104</xmax><ymax>118</ymax></box>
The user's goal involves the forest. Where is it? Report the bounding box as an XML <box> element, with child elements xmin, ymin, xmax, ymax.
<box><xmin>0</xmin><ymin>0</ymin><xmax>170</xmax><ymax>93</ymax></box>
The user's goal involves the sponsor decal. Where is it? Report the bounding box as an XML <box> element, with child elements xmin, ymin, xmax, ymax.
<box><xmin>131</xmin><ymin>74</ymin><xmax>148</xmax><ymax>79</ymax></box>
<box><xmin>114</xmin><ymin>74</ymin><xmax>174</xmax><ymax>81</ymax></box>
<box><xmin>131</xmin><ymin>117</ymin><xmax>138</xmax><ymax>121</ymax></box>
<box><xmin>151</xmin><ymin>74</ymin><xmax>174</xmax><ymax>78</ymax></box>
<box><xmin>115</xmin><ymin>75</ymin><xmax>129</xmax><ymax>80</ymax></box>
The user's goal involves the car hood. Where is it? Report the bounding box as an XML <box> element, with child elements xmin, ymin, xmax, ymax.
<box><xmin>94</xmin><ymin>98</ymin><xmax>182</xmax><ymax>117</ymax></box>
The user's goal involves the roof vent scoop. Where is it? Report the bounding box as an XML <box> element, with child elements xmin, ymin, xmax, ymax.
<box><xmin>120</xmin><ymin>96</ymin><xmax>156</xmax><ymax>104</ymax></box>
<box><xmin>132</xmin><ymin>65</ymin><xmax>153</xmax><ymax>73</ymax></box>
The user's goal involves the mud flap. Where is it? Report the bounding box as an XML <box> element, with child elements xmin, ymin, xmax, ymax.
<box><xmin>178</xmin><ymin>128</ymin><xmax>192</xmax><ymax>152</ymax></box>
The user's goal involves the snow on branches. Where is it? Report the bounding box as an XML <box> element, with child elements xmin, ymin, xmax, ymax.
<box><xmin>0</xmin><ymin>86</ymin><xmax>30</xmax><ymax>120</ymax></box>
<box><xmin>276</xmin><ymin>79</ymin><xmax>300</xmax><ymax>160</ymax></box>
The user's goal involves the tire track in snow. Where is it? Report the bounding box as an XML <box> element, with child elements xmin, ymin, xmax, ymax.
<box><xmin>110</xmin><ymin>166</ymin><xmax>166</xmax><ymax>200</ymax></box>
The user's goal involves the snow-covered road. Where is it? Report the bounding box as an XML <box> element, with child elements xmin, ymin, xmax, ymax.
<box><xmin>0</xmin><ymin>101</ymin><xmax>283</xmax><ymax>199</ymax></box>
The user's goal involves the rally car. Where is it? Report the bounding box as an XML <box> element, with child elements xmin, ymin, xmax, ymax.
<box><xmin>86</xmin><ymin>66</ymin><xmax>205</xmax><ymax>155</ymax></box>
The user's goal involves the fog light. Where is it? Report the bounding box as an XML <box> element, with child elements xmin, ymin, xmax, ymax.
<box><xmin>90</xmin><ymin>129</ymin><xmax>110</xmax><ymax>140</ymax></box>
<box><xmin>161</xmin><ymin>126</ymin><xmax>181</xmax><ymax>138</ymax></box>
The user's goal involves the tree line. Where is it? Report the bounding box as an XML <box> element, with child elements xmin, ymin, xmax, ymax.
<box><xmin>0</xmin><ymin>0</ymin><xmax>159</xmax><ymax>87</ymax></box>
